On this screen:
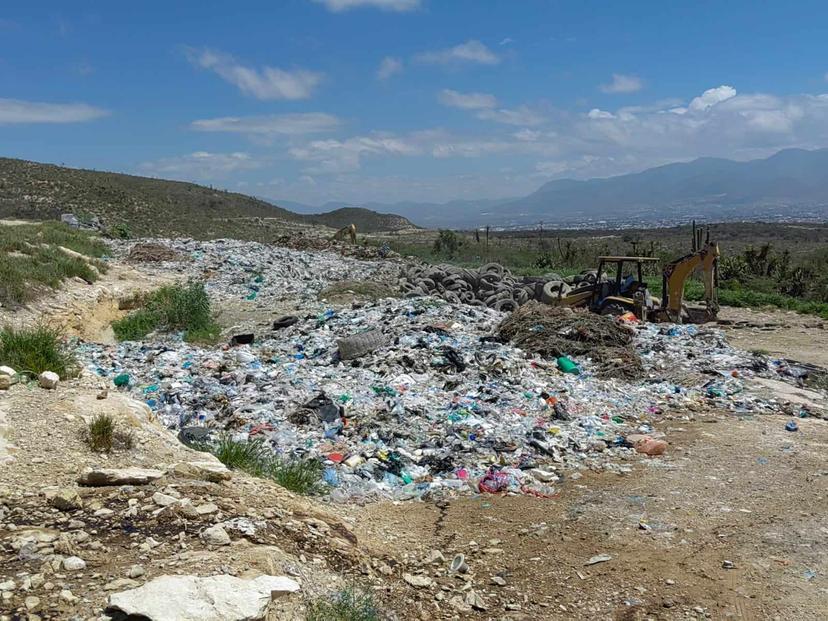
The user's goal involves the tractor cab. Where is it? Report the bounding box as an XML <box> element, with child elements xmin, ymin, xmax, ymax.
<box><xmin>590</xmin><ymin>256</ymin><xmax>660</xmax><ymax>319</ymax></box>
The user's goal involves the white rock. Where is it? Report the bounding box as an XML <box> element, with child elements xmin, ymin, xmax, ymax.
<box><xmin>46</xmin><ymin>487</ymin><xmax>83</xmax><ymax>511</ymax></box>
<box><xmin>78</xmin><ymin>467</ymin><xmax>164</xmax><ymax>486</ymax></box>
<box><xmin>403</xmin><ymin>573</ymin><xmax>433</xmax><ymax>588</ymax></box>
<box><xmin>171</xmin><ymin>460</ymin><xmax>232</xmax><ymax>482</ymax></box>
<box><xmin>201</xmin><ymin>525</ymin><xmax>231</xmax><ymax>546</ymax></box>
<box><xmin>127</xmin><ymin>565</ymin><xmax>145</xmax><ymax>578</ymax></box>
<box><xmin>152</xmin><ymin>492</ymin><xmax>178</xmax><ymax>507</ymax></box>
<box><xmin>195</xmin><ymin>502</ymin><xmax>219</xmax><ymax>515</ymax></box>
<box><xmin>0</xmin><ymin>365</ymin><xmax>16</xmax><ymax>377</ymax></box>
<box><xmin>62</xmin><ymin>556</ymin><xmax>86</xmax><ymax>571</ymax></box>
<box><xmin>38</xmin><ymin>371</ymin><xmax>60</xmax><ymax>389</ymax></box>
<box><xmin>105</xmin><ymin>574</ymin><xmax>300</xmax><ymax>621</ymax></box>
<box><xmin>59</xmin><ymin>589</ymin><xmax>77</xmax><ymax>603</ymax></box>
<box><xmin>175</xmin><ymin>499</ymin><xmax>200</xmax><ymax>518</ymax></box>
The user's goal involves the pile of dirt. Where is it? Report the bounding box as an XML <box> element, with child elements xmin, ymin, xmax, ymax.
<box><xmin>498</xmin><ymin>301</ymin><xmax>642</xmax><ymax>379</ymax></box>
<box><xmin>127</xmin><ymin>242</ymin><xmax>182</xmax><ymax>263</ymax></box>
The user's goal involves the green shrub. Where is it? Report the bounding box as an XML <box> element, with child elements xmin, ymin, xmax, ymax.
<box><xmin>267</xmin><ymin>457</ymin><xmax>326</xmax><ymax>495</ymax></box>
<box><xmin>432</xmin><ymin>229</ymin><xmax>460</xmax><ymax>257</ymax></box>
<box><xmin>306</xmin><ymin>587</ymin><xmax>382</xmax><ymax>621</ymax></box>
<box><xmin>198</xmin><ymin>434</ymin><xmax>326</xmax><ymax>495</ymax></box>
<box><xmin>0</xmin><ymin>325</ymin><xmax>76</xmax><ymax>378</ymax></box>
<box><xmin>112</xmin><ymin>281</ymin><xmax>220</xmax><ymax>342</ymax></box>
<box><xmin>85</xmin><ymin>414</ymin><xmax>114</xmax><ymax>452</ymax></box>
<box><xmin>82</xmin><ymin>413</ymin><xmax>134</xmax><ymax>452</ymax></box>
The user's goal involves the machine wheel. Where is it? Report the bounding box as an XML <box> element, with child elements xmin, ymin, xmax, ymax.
<box><xmin>600</xmin><ymin>302</ymin><xmax>630</xmax><ymax>316</ymax></box>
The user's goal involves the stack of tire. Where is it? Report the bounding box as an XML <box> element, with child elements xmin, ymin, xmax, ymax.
<box><xmin>399</xmin><ymin>262</ymin><xmax>603</xmax><ymax>311</ymax></box>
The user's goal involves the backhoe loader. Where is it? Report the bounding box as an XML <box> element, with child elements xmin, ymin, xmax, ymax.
<box><xmin>546</xmin><ymin>223</ymin><xmax>720</xmax><ymax>323</ymax></box>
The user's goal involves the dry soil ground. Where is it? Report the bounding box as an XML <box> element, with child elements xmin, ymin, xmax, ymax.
<box><xmin>354</xmin><ymin>413</ymin><xmax>828</xmax><ymax>620</ymax></box>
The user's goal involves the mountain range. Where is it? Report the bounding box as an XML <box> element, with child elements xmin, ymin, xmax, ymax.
<box><xmin>276</xmin><ymin>148</ymin><xmax>828</xmax><ymax>229</ymax></box>
<box><xmin>2</xmin><ymin>148</ymin><xmax>828</xmax><ymax>235</ymax></box>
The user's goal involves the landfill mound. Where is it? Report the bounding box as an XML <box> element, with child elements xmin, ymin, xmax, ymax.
<box><xmin>498</xmin><ymin>301</ymin><xmax>642</xmax><ymax>379</ymax></box>
<box><xmin>66</xmin><ymin>238</ymin><xmax>822</xmax><ymax>507</ymax></box>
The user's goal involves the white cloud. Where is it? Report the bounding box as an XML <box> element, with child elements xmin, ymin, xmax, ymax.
<box><xmin>0</xmin><ymin>98</ymin><xmax>108</xmax><ymax>124</ymax></box>
<box><xmin>587</xmin><ymin>108</ymin><xmax>615</xmax><ymax>119</ymax></box>
<box><xmin>186</xmin><ymin>48</ymin><xmax>322</xmax><ymax>100</ymax></box>
<box><xmin>499</xmin><ymin>37</ymin><xmax>513</xmax><ymax>46</ymax></box>
<box><xmin>600</xmin><ymin>73</ymin><xmax>644</xmax><ymax>94</ymax></box>
<box><xmin>191</xmin><ymin>113</ymin><xmax>340</xmax><ymax>136</ymax></box>
<box><xmin>513</xmin><ymin>129</ymin><xmax>541</xmax><ymax>141</ymax></box>
<box><xmin>313</xmin><ymin>0</ymin><xmax>420</xmax><ymax>12</ymax></box>
<box><xmin>377</xmin><ymin>56</ymin><xmax>403</xmax><ymax>80</ymax></box>
<box><xmin>289</xmin><ymin>133</ymin><xmax>422</xmax><ymax>173</ymax></box>
<box><xmin>688</xmin><ymin>85</ymin><xmax>737</xmax><ymax>112</ymax></box>
<box><xmin>438</xmin><ymin>89</ymin><xmax>497</xmax><ymax>110</ymax></box>
<box><xmin>476</xmin><ymin>105</ymin><xmax>545</xmax><ymax>126</ymax></box>
<box><xmin>415</xmin><ymin>40</ymin><xmax>499</xmax><ymax>65</ymax></box>
<box><xmin>141</xmin><ymin>151</ymin><xmax>264</xmax><ymax>179</ymax></box>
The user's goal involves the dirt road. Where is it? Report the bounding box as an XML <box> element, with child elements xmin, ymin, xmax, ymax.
<box><xmin>353</xmin><ymin>413</ymin><xmax>828</xmax><ymax>620</ymax></box>
<box><xmin>718</xmin><ymin>307</ymin><xmax>828</xmax><ymax>369</ymax></box>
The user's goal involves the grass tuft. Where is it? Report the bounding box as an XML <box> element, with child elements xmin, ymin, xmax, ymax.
<box><xmin>112</xmin><ymin>281</ymin><xmax>221</xmax><ymax>342</ymax></box>
<box><xmin>199</xmin><ymin>434</ymin><xmax>326</xmax><ymax>495</ymax></box>
<box><xmin>0</xmin><ymin>324</ymin><xmax>76</xmax><ymax>378</ymax></box>
<box><xmin>0</xmin><ymin>222</ymin><xmax>108</xmax><ymax>307</ymax></box>
<box><xmin>267</xmin><ymin>458</ymin><xmax>326</xmax><ymax>495</ymax></box>
<box><xmin>85</xmin><ymin>414</ymin><xmax>114</xmax><ymax>452</ymax></box>
<box><xmin>82</xmin><ymin>413</ymin><xmax>134</xmax><ymax>452</ymax></box>
<box><xmin>306</xmin><ymin>587</ymin><xmax>382</xmax><ymax>621</ymax></box>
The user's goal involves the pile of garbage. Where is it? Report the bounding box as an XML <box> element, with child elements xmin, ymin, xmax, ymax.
<box><xmin>127</xmin><ymin>242</ymin><xmax>183</xmax><ymax>263</ymax></box>
<box><xmin>75</xmin><ymin>240</ymin><xmax>820</xmax><ymax>503</ymax></box>
<box><xmin>498</xmin><ymin>301</ymin><xmax>642</xmax><ymax>379</ymax></box>
<box><xmin>113</xmin><ymin>238</ymin><xmax>401</xmax><ymax>309</ymax></box>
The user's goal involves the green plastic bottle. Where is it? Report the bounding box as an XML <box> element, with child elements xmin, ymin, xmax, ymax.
<box><xmin>556</xmin><ymin>356</ymin><xmax>580</xmax><ymax>375</ymax></box>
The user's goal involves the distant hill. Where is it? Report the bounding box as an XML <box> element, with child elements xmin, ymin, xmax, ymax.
<box><xmin>273</xmin><ymin>197</ymin><xmax>515</xmax><ymax>229</ymax></box>
<box><xmin>308</xmin><ymin>207</ymin><xmax>416</xmax><ymax>233</ymax></box>
<box><xmin>0</xmin><ymin>158</ymin><xmax>412</xmax><ymax>237</ymax></box>
<box><xmin>498</xmin><ymin>148</ymin><xmax>828</xmax><ymax>227</ymax></box>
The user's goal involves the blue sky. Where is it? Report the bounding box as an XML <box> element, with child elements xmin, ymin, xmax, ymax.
<box><xmin>3</xmin><ymin>0</ymin><xmax>828</xmax><ymax>205</ymax></box>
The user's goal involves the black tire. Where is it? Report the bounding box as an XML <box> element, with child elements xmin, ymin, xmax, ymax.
<box><xmin>600</xmin><ymin>302</ymin><xmax>631</xmax><ymax>316</ymax></box>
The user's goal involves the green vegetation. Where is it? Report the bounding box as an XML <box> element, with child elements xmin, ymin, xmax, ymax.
<box><xmin>0</xmin><ymin>157</ymin><xmax>410</xmax><ymax>241</ymax></box>
<box><xmin>81</xmin><ymin>413</ymin><xmax>134</xmax><ymax>452</ymax></box>
<box><xmin>0</xmin><ymin>221</ymin><xmax>108</xmax><ymax>306</ymax></box>
<box><xmin>432</xmin><ymin>229</ymin><xmax>461</xmax><ymax>257</ymax></box>
<box><xmin>112</xmin><ymin>282</ymin><xmax>221</xmax><ymax>342</ymax></box>
<box><xmin>0</xmin><ymin>325</ymin><xmax>77</xmax><ymax>378</ymax></box>
<box><xmin>200</xmin><ymin>434</ymin><xmax>327</xmax><ymax>495</ymax></box>
<box><xmin>306</xmin><ymin>587</ymin><xmax>382</xmax><ymax>621</ymax></box>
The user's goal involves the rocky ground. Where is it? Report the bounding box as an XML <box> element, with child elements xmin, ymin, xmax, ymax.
<box><xmin>2</xmin><ymin>237</ymin><xmax>828</xmax><ymax>620</ymax></box>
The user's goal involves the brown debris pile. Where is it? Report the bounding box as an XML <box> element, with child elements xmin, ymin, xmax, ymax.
<box><xmin>498</xmin><ymin>301</ymin><xmax>643</xmax><ymax>379</ymax></box>
<box><xmin>127</xmin><ymin>243</ymin><xmax>182</xmax><ymax>263</ymax></box>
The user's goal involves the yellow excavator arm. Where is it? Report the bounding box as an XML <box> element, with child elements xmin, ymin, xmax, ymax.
<box><xmin>661</xmin><ymin>241</ymin><xmax>720</xmax><ymax>321</ymax></box>
<box><xmin>331</xmin><ymin>224</ymin><xmax>357</xmax><ymax>244</ymax></box>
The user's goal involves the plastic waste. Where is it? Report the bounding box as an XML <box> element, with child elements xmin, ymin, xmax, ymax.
<box><xmin>556</xmin><ymin>356</ymin><xmax>580</xmax><ymax>374</ymax></box>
